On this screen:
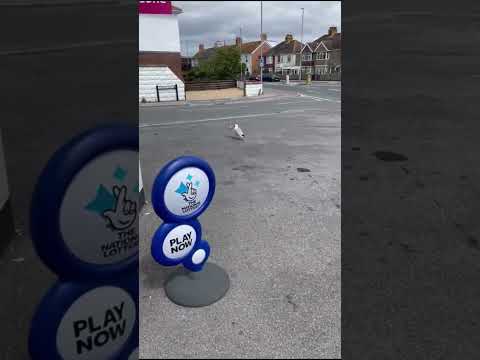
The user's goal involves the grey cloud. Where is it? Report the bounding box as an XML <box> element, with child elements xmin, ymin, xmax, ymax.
<box><xmin>174</xmin><ymin>1</ymin><xmax>341</xmax><ymax>56</ymax></box>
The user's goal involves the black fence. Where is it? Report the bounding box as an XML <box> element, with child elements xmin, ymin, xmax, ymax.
<box><xmin>156</xmin><ymin>84</ymin><xmax>179</xmax><ymax>102</ymax></box>
<box><xmin>185</xmin><ymin>80</ymin><xmax>236</xmax><ymax>91</ymax></box>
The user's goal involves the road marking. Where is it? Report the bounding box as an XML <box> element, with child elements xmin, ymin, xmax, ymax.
<box><xmin>139</xmin><ymin>108</ymin><xmax>320</xmax><ymax>128</ymax></box>
<box><xmin>328</xmin><ymin>88</ymin><xmax>341</xmax><ymax>92</ymax></box>
<box><xmin>297</xmin><ymin>93</ymin><xmax>341</xmax><ymax>103</ymax></box>
<box><xmin>275</xmin><ymin>100</ymin><xmax>319</xmax><ymax>105</ymax></box>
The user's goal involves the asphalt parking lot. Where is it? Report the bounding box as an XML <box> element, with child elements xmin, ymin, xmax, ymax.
<box><xmin>139</xmin><ymin>82</ymin><xmax>341</xmax><ymax>359</ymax></box>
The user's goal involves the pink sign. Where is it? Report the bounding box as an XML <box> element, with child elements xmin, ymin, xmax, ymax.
<box><xmin>139</xmin><ymin>1</ymin><xmax>172</xmax><ymax>14</ymax></box>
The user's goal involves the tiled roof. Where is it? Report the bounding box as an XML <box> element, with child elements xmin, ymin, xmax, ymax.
<box><xmin>193</xmin><ymin>40</ymin><xmax>269</xmax><ymax>59</ymax></box>
<box><xmin>266</xmin><ymin>39</ymin><xmax>304</xmax><ymax>56</ymax></box>
<box><xmin>308</xmin><ymin>32</ymin><xmax>341</xmax><ymax>52</ymax></box>
<box><xmin>193</xmin><ymin>46</ymin><xmax>218</xmax><ymax>60</ymax></box>
<box><xmin>240</xmin><ymin>41</ymin><xmax>262</xmax><ymax>54</ymax></box>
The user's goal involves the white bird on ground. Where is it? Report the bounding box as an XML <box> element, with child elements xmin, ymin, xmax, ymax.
<box><xmin>232</xmin><ymin>123</ymin><xmax>245</xmax><ymax>140</ymax></box>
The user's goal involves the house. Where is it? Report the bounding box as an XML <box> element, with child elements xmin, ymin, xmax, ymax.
<box><xmin>192</xmin><ymin>42</ymin><xmax>222</xmax><ymax>67</ymax></box>
<box><xmin>264</xmin><ymin>34</ymin><xmax>304</xmax><ymax>78</ymax></box>
<box><xmin>192</xmin><ymin>34</ymin><xmax>271</xmax><ymax>77</ymax></box>
<box><xmin>301</xmin><ymin>26</ymin><xmax>341</xmax><ymax>79</ymax></box>
<box><xmin>138</xmin><ymin>1</ymin><xmax>185</xmax><ymax>102</ymax></box>
<box><xmin>237</xmin><ymin>33</ymin><xmax>271</xmax><ymax>77</ymax></box>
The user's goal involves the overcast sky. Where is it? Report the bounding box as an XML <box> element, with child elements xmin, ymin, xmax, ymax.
<box><xmin>174</xmin><ymin>1</ymin><xmax>341</xmax><ymax>56</ymax></box>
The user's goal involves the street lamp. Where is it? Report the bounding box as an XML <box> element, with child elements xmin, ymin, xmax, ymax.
<box><xmin>260</xmin><ymin>1</ymin><xmax>263</xmax><ymax>93</ymax></box>
<box><xmin>300</xmin><ymin>7</ymin><xmax>304</xmax><ymax>81</ymax></box>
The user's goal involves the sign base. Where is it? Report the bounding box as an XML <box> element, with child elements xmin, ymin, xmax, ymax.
<box><xmin>164</xmin><ymin>263</ymin><xmax>229</xmax><ymax>307</ymax></box>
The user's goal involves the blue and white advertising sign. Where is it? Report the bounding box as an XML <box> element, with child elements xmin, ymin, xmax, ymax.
<box><xmin>29</xmin><ymin>125</ymin><xmax>139</xmax><ymax>359</ymax></box>
<box><xmin>29</xmin><ymin>275</ymin><xmax>138</xmax><ymax>360</ymax></box>
<box><xmin>151</xmin><ymin>156</ymin><xmax>215</xmax><ymax>272</ymax></box>
<box><xmin>30</xmin><ymin>125</ymin><xmax>139</xmax><ymax>279</ymax></box>
<box><xmin>151</xmin><ymin>156</ymin><xmax>215</xmax><ymax>223</ymax></box>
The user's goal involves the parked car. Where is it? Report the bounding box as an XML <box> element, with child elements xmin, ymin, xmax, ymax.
<box><xmin>262</xmin><ymin>73</ymin><xmax>280</xmax><ymax>82</ymax></box>
<box><xmin>247</xmin><ymin>74</ymin><xmax>280</xmax><ymax>82</ymax></box>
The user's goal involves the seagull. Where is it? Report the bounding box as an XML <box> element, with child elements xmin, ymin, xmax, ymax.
<box><xmin>232</xmin><ymin>123</ymin><xmax>245</xmax><ymax>140</ymax></box>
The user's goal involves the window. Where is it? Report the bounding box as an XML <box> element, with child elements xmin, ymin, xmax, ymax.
<box><xmin>316</xmin><ymin>52</ymin><xmax>329</xmax><ymax>60</ymax></box>
<box><xmin>302</xmin><ymin>54</ymin><xmax>312</xmax><ymax>61</ymax></box>
<box><xmin>267</xmin><ymin>56</ymin><xmax>273</xmax><ymax>64</ymax></box>
<box><xmin>287</xmin><ymin>55</ymin><xmax>291</xmax><ymax>63</ymax></box>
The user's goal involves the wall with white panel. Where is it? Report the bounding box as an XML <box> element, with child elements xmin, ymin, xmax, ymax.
<box><xmin>139</xmin><ymin>14</ymin><xmax>180</xmax><ymax>53</ymax></box>
<box><xmin>139</xmin><ymin>66</ymin><xmax>185</xmax><ymax>102</ymax></box>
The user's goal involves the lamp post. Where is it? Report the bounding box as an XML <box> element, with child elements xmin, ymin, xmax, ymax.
<box><xmin>240</xmin><ymin>26</ymin><xmax>243</xmax><ymax>81</ymax></box>
<box><xmin>300</xmin><ymin>7</ymin><xmax>304</xmax><ymax>81</ymax></box>
<box><xmin>260</xmin><ymin>0</ymin><xmax>263</xmax><ymax>93</ymax></box>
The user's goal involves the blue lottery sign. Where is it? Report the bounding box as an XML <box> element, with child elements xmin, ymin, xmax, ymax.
<box><xmin>151</xmin><ymin>156</ymin><xmax>215</xmax><ymax>223</ymax></box>
<box><xmin>29</xmin><ymin>125</ymin><xmax>139</xmax><ymax>359</ymax></box>
<box><xmin>29</xmin><ymin>275</ymin><xmax>138</xmax><ymax>360</ymax></box>
<box><xmin>30</xmin><ymin>125</ymin><xmax>139</xmax><ymax>279</ymax></box>
<box><xmin>151</xmin><ymin>156</ymin><xmax>215</xmax><ymax>272</ymax></box>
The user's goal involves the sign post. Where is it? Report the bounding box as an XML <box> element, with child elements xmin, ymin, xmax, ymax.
<box><xmin>29</xmin><ymin>125</ymin><xmax>139</xmax><ymax>359</ymax></box>
<box><xmin>151</xmin><ymin>156</ymin><xmax>229</xmax><ymax>307</ymax></box>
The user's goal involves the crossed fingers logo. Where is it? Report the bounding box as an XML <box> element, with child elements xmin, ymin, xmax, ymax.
<box><xmin>102</xmin><ymin>185</ymin><xmax>137</xmax><ymax>231</ymax></box>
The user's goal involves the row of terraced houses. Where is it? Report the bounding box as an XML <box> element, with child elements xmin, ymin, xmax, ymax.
<box><xmin>189</xmin><ymin>26</ymin><xmax>341</xmax><ymax>80</ymax></box>
<box><xmin>264</xmin><ymin>27</ymin><xmax>341</xmax><ymax>79</ymax></box>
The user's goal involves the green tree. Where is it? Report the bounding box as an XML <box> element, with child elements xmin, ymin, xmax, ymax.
<box><xmin>208</xmin><ymin>46</ymin><xmax>241</xmax><ymax>80</ymax></box>
<box><xmin>187</xmin><ymin>47</ymin><xmax>241</xmax><ymax>81</ymax></box>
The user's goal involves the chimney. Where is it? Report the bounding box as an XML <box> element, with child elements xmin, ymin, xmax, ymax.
<box><xmin>236</xmin><ymin>36</ymin><xmax>242</xmax><ymax>46</ymax></box>
<box><xmin>285</xmin><ymin>34</ymin><xmax>293</xmax><ymax>43</ymax></box>
<box><xmin>199</xmin><ymin>44</ymin><xmax>204</xmax><ymax>53</ymax></box>
<box><xmin>328</xmin><ymin>26</ymin><xmax>338</xmax><ymax>37</ymax></box>
<box><xmin>260</xmin><ymin>33</ymin><xmax>267</xmax><ymax>41</ymax></box>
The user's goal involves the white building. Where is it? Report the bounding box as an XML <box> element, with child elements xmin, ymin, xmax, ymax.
<box><xmin>139</xmin><ymin>1</ymin><xmax>185</xmax><ymax>102</ymax></box>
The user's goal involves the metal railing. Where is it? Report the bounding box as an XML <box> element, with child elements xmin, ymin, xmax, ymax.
<box><xmin>156</xmin><ymin>84</ymin><xmax>179</xmax><ymax>102</ymax></box>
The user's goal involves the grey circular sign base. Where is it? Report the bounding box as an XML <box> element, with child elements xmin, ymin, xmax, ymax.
<box><xmin>164</xmin><ymin>263</ymin><xmax>229</xmax><ymax>307</ymax></box>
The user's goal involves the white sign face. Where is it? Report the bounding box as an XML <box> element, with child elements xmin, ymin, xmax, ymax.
<box><xmin>191</xmin><ymin>249</ymin><xmax>206</xmax><ymax>265</ymax></box>
<box><xmin>162</xmin><ymin>224</ymin><xmax>197</xmax><ymax>259</ymax></box>
<box><xmin>163</xmin><ymin>167</ymin><xmax>209</xmax><ymax>216</ymax></box>
<box><xmin>128</xmin><ymin>347</ymin><xmax>138</xmax><ymax>360</ymax></box>
<box><xmin>56</xmin><ymin>286</ymin><xmax>136</xmax><ymax>359</ymax></box>
<box><xmin>60</xmin><ymin>150</ymin><xmax>139</xmax><ymax>265</ymax></box>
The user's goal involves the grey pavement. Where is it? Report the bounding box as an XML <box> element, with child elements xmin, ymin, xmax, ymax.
<box><xmin>139</xmin><ymin>83</ymin><xmax>341</xmax><ymax>359</ymax></box>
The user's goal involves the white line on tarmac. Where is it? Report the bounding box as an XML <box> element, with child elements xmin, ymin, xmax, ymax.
<box><xmin>177</xmin><ymin>97</ymin><xmax>305</xmax><ymax>110</ymax></box>
<box><xmin>139</xmin><ymin>108</ymin><xmax>320</xmax><ymax>128</ymax></box>
<box><xmin>297</xmin><ymin>93</ymin><xmax>341</xmax><ymax>103</ymax></box>
<box><xmin>328</xmin><ymin>88</ymin><xmax>341</xmax><ymax>92</ymax></box>
<box><xmin>275</xmin><ymin>100</ymin><xmax>319</xmax><ymax>105</ymax></box>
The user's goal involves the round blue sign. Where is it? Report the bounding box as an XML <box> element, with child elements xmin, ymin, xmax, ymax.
<box><xmin>151</xmin><ymin>156</ymin><xmax>216</xmax><ymax>223</ymax></box>
<box><xmin>30</xmin><ymin>125</ymin><xmax>139</xmax><ymax>280</ymax></box>
<box><xmin>29</xmin><ymin>274</ymin><xmax>138</xmax><ymax>360</ymax></box>
<box><xmin>151</xmin><ymin>219</ymin><xmax>202</xmax><ymax>267</ymax></box>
